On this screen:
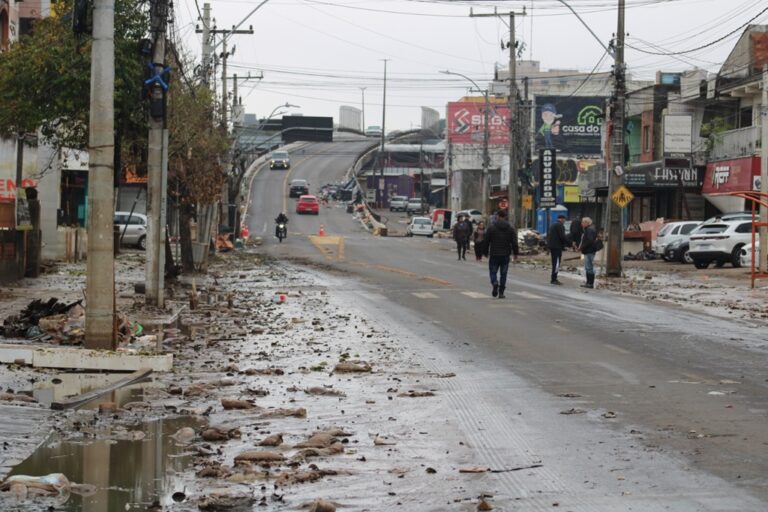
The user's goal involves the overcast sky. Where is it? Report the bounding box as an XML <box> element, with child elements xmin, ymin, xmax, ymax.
<box><xmin>172</xmin><ymin>0</ymin><xmax>768</xmax><ymax>131</ymax></box>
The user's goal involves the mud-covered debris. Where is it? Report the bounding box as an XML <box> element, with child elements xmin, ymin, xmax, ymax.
<box><xmin>305</xmin><ymin>386</ymin><xmax>346</xmax><ymax>397</ymax></box>
<box><xmin>234</xmin><ymin>450</ymin><xmax>285</xmax><ymax>464</ymax></box>
<box><xmin>320</xmin><ymin>427</ymin><xmax>353</xmax><ymax>437</ymax></box>
<box><xmin>397</xmin><ymin>390</ymin><xmax>435</xmax><ymax>398</ymax></box>
<box><xmin>221</xmin><ymin>398</ymin><xmax>257</xmax><ymax>410</ymax></box>
<box><xmin>123</xmin><ymin>401</ymin><xmax>151</xmax><ymax>410</ymax></box>
<box><xmin>260</xmin><ymin>407</ymin><xmax>307</xmax><ymax>418</ymax></box>
<box><xmin>259</xmin><ymin>433</ymin><xmax>284</xmax><ymax>446</ymax></box>
<box><xmin>477</xmin><ymin>498</ymin><xmax>494</xmax><ymax>511</ymax></box>
<box><xmin>373</xmin><ymin>434</ymin><xmax>396</xmax><ymax>446</ymax></box>
<box><xmin>0</xmin><ymin>473</ymin><xmax>71</xmax><ymax>496</ymax></box>
<box><xmin>198</xmin><ymin>490</ymin><xmax>256</xmax><ymax>510</ymax></box>
<box><xmin>459</xmin><ymin>466</ymin><xmax>491</xmax><ymax>473</ymax></box>
<box><xmin>97</xmin><ymin>402</ymin><xmax>119</xmax><ymax>414</ymax></box>
<box><xmin>276</xmin><ymin>470</ymin><xmax>339</xmax><ymax>487</ymax></box>
<box><xmin>560</xmin><ymin>408</ymin><xmax>586</xmax><ymax>415</ymax></box>
<box><xmin>0</xmin><ymin>393</ymin><xmax>37</xmax><ymax>404</ymax></box>
<box><xmin>333</xmin><ymin>361</ymin><xmax>372</xmax><ymax>373</ymax></box>
<box><xmin>246</xmin><ymin>385</ymin><xmax>270</xmax><ymax>396</ymax></box>
<box><xmin>307</xmin><ymin>497</ymin><xmax>337</xmax><ymax>511</ymax></box>
<box><xmin>602</xmin><ymin>411</ymin><xmax>617</xmax><ymax>419</ymax></box>
<box><xmin>202</xmin><ymin>425</ymin><xmax>241</xmax><ymax>441</ymax></box>
<box><xmin>243</xmin><ymin>367</ymin><xmax>285</xmax><ymax>376</ymax></box>
<box><xmin>218</xmin><ymin>376</ymin><xmax>237</xmax><ymax>387</ymax></box>
<box><xmin>186</xmin><ymin>383</ymin><xmax>215</xmax><ymax>397</ymax></box>
<box><xmin>196</xmin><ymin>462</ymin><xmax>232</xmax><ymax>479</ymax></box>
<box><xmin>171</xmin><ymin>427</ymin><xmax>196</xmax><ymax>444</ymax></box>
<box><xmin>558</xmin><ymin>393</ymin><xmax>582</xmax><ymax>398</ymax></box>
<box><xmin>295</xmin><ymin>432</ymin><xmax>338</xmax><ymax>449</ymax></box>
<box><xmin>425</xmin><ymin>467</ymin><xmax>437</xmax><ymax>474</ymax></box>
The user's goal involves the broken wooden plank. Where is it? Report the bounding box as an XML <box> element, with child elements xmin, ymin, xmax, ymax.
<box><xmin>50</xmin><ymin>368</ymin><xmax>153</xmax><ymax>410</ymax></box>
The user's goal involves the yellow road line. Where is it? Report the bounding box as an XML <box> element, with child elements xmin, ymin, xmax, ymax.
<box><xmin>603</xmin><ymin>343</ymin><xmax>631</xmax><ymax>355</ymax></box>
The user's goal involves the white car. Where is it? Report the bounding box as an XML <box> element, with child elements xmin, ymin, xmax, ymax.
<box><xmin>114</xmin><ymin>212</ymin><xmax>148</xmax><ymax>250</ymax></box>
<box><xmin>689</xmin><ymin>220</ymin><xmax>754</xmax><ymax>269</ymax></box>
<box><xmin>654</xmin><ymin>221</ymin><xmax>700</xmax><ymax>258</ymax></box>
<box><xmin>456</xmin><ymin>209</ymin><xmax>483</xmax><ymax>225</ymax></box>
<box><xmin>406</xmin><ymin>216</ymin><xmax>434</xmax><ymax>237</ymax></box>
<box><xmin>740</xmin><ymin>242</ymin><xmax>760</xmax><ymax>268</ymax></box>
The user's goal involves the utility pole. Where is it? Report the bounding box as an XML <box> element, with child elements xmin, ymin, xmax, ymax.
<box><xmin>482</xmin><ymin>89</ymin><xmax>491</xmax><ymax>216</ymax></box>
<box><xmin>379</xmin><ymin>59</ymin><xmax>389</xmax><ymax>208</ymax></box>
<box><xmin>360</xmin><ymin>87</ymin><xmax>366</xmax><ymax>132</ymax></box>
<box><xmin>760</xmin><ymin>64</ymin><xmax>768</xmax><ymax>274</ymax></box>
<box><xmin>146</xmin><ymin>0</ymin><xmax>169</xmax><ymax>308</ymax></box>
<box><xmin>470</xmin><ymin>7</ymin><xmax>526</xmax><ymax>226</ymax></box>
<box><xmin>85</xmin><ymin>0</ymin><xmax>116</xmax><ymax>349</ymax></box>
<box><xmin>199</xmin><ymin>2</ymin><xmax>212</xmax><ymax>85</ymax></box>
<box><xmin>606</xmin><ymin>0</ymin><xmax>626</xmax><ymax>277</ymax></box>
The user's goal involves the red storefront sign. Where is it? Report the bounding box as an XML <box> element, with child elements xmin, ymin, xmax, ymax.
<box><xmin>446</xmin><ymin>102</ymin><xmax>510</xmax><ymax>145</ymax></box>
<box><xmin>702</xmin><ymin>156</ymin><xmax>761</xmax><ymax>194</ymax></box>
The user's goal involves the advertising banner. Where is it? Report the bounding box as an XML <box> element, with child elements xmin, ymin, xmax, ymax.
<box><xmin>624</xmin><ymin>162</ymin><xmax>703</xmax><ymax>188</ymax></box>
<box><xmin>663</xmin><ymin>114</ymin><xmax>692</xmax><ymax>156</ymax></box>
<box><xmin>446</xmin><ymin>102</ymin><xmax>510</xmax><ymax>145</ymax></box>
<box><xmin>534</xmin><ymin>95</ymin><xmax>606</xmax><ymax>155</ymax></box>
<box><xmin>539</xmin><ymin>148</ymin><xmax>557</xmax><ymax>208</ymax></box>
<box><xmin>702</xmin><ymin>156</ymin><xmax>761</xmax><ymax>194</ymax></box>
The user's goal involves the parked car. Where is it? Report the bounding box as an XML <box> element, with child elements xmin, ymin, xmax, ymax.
<box><xmin>703</xmin><ymin>211</ymin><xmax>752</xmax><ymax>224</ymax></box>
<box><xmin>269</xmin><ymin>151</ymin><xmax>290</xmax><ymax>170</ymax></box>
<box><xmin>688</xmin><ymin>220</ymin><xmax>754</xmax><ymax>268</ymax></box>
<box><xmin>389</xmin><ymin>195</ymin><xmax>409</xmax><ymax>212</ymax></box>
<box><xmin>114</xmin><ymin>212</ymin><xmax>147</xmax><ymax>250</ymax></box>
<box><xmin>405</xmin><ymin>197</ymin><xmax>429</xmax><ymax>215</ymax></box>
<box><xmin>456</xmin><ymin>209</ymin><xmax>483</xmax><ymax>225</ymax></box>
<box><xmin>289</xmin><ymin>179</ymin><xmax>309</xmax><ymax>198</ymax></box>
<box><xmin>296</xmin><ymin>195</ymin><xmax>320</xmax><ymax>215</ymax></box>
<box><xmin>663</xmin><ymin>237</ymin><xmax>696</xmax><ymax>264</ymax></box>
<box><xmin>740</xmin><ymin>242</ymin><xmax>760</xmax><ymax>268</ymax></box>
<box><xmin>654</xmin><ymin>221</ymin><xmax>700</xmax><ymax>260</ymax></box>
<box><xmin>406</xmin><ymin>216</ymin><xmax>434</xmax><ymax>237</ymax></box>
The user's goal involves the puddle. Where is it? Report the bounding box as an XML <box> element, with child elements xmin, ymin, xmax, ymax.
<box><xmin>3</xmin><ymin>414</ymin><xmax>202</xmax><ymax>511</ymax></box>
<box><xmin>30</xmin><ymin>373</ymin><xmax>158</xmax><ymax>409</ymax></box>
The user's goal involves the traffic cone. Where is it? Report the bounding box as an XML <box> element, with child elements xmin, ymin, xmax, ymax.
<box><xmin>318</xmin><ymin>225</ymin><xmax>326</xmax><ymax>236</ymax></box>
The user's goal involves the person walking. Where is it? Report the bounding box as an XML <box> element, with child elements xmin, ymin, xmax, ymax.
<box><xmin>547</xmin><ymin>215</ymin><xmax>569</xmax><ymax>285</ymax></box>
<box><xmin>569</xmin><ymin>215</ymin><xmax>583</xmax><ymax>250</ymax></box>
<box><xmin>483</xmin><ymin>209</ymin><xmax>519</xmax><ymax>298</ymax></box>
<box><xmin>472</xmin><ymin>221</ymin><xmax>487</xmax><ymax>261</ymax></box>
<box><xmin>577</xmin><ymin>217</ymin><xmax>599</xmax><ymax>289</ymax></box>
<box><xmin>452</xmin><ymin>215</ymin><xmax>473</xmax><ymax>261</ymax></box>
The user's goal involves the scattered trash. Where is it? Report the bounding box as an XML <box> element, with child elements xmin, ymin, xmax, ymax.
<box><xmin>333</xmin><ymin>361</ymin><xmax>372</xmax><ymax>373</ymax></box>
<box><xmin>0</xmin><ymin>473</ymin><xmax>71</xmax><ymax>496</ymax></box>
<box><xmin>560</xmin><ymin>408</ymin><xmax>587</xmax><ymax>415</ymax></box>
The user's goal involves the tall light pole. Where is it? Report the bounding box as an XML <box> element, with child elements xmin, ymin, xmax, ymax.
<box><xmin>379</xmin><ymin>60</ymin><xmax>389</xmax><ymax>207</ymax></box>
<box><xmin>441</xmin><ymin>70</ymin><xmax>491</xmax><ymax>216</ymax></box>
<box><xmin>360</xmin><ymin>87</ymin><xmax>367</xmax><ymax>132</ymax></box>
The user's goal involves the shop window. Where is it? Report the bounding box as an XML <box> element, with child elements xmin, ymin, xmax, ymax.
<box><xmin>59</xmin><ymin>170</ymin><xmax>89</xmax><ymax>227</ymax></box>
<box><xmin>739</xmin><ymin>107</ymin><xmax>752</xmax><ymax>128</ymax></box>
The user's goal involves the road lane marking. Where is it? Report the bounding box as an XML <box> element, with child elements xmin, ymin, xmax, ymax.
<box><xmin>603</xmin><ymin>343</ymin><xmax>631</xmax><ymax>355</ymax></box>
<box><xmin>461</xmin><ymin>291</ymin><xmax>489</xmax><ymax>299</ymax></box>
<box><xmin>412</xmin><ymin>292</ymin><xmax>439</xmax><ymax>299</ymax></box>
<box><xmin>513</xmin><ymin>291</ymin><xmax>544</xmax><ymax>299</ymax></box>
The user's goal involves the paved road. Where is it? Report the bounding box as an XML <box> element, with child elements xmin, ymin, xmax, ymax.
<box><xmin>246</xmin><ymin>140</ymin><xmax>768</xmax><ymax>510</ymax></box>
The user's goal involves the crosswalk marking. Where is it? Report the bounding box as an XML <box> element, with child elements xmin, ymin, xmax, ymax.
<box><xmin>412</xmin><ymin>292</ymin><xmax>439</xmax><ymax>299</ymax></box>
<box><xmin>513</xmin><ymin>291</ymin><xmax>544</xmax><ymax>299</ymax></box>
<box><xmin>461</xmin><ymin>291</ymin><xmax>489</xmax><ymax>299</ymax></box>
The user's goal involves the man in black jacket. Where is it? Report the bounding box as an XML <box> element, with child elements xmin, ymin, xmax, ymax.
<box><xmin>547</xmin><ymin>215</ymin><xmax>569</xmax><ymax>285</ymax></box>
<box><xmin>483</xmin><ymin>209</ymin><xmax>519</xmax><ymax>298</ymax></box>
<box><xmin>569</xmin><ymin>215</ymin><xmax>583</xmax><ymax>250</ymax></box>
<box><xmin>578</xmin><ymin>217</ymin><xmax>599</xmax><ymax>289</ymax></box>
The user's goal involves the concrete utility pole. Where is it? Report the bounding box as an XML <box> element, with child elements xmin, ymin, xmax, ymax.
<box><xmin>85</xmin><ymin>0</ymin><xmax>116</xmax><ymax>349</ymax></box>
<box><xmin>146</xmin><ymin>0</ymin><xmax>169</xmax><ymax>308</ymax></box>
<box><xmin>760</xmin><ymin>64</ymin><xmax>768</xmax><ymax>274</ymax></box>
<box><xmin>470</xmin><ymin>7</ymin><xmax>526</xmax><ymax>226</ymax></box>
<box><xmin>482</xmin><ymin>89</ymin><xmax>491</xmax><ymax>216</ymax></box>
<box><xmin>606</xmin><ymin>0</ymin><xmax>626</xmax><ymax>277</ymax></box>
<box><xmin>199</xmin><ymin>2</ymin><xmax>212</xmax><ymax>85</ymax></box>
<box><xmin>379</xmin><ymin>59</ymin><xmax>389</xmax><ymax>208</ymax></box>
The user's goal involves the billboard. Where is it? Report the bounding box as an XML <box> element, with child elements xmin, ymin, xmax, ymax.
<box><xmin>702</xmin><ymin>156</ymin><xmax>760</xmax><ymax>194</ymax></box>
<box><xmin>534</xmin><ymin>95</ymin><xmax>606</xmax><ymax>155</ymax></box>
<box><xmin>663</xmin><ymin>114</ymin><xmax>692</xmax><ymax>156</ymax></box>
<box><xmin>446</xmin><ymin>102</ymin><xmax>510</xmax><ymax>145</ymax></box>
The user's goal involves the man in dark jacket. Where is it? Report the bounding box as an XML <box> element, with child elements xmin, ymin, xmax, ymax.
<box><xmin>569</xmin><ymin>215</ymin><xmax>583</xmax><ymax>249</ymax></box>
<box><xmin>578</xmin><ymin>217</ymin><xmax>599</xmax><ymax>289</ymax></box>
<box><xmin>483</xmin><ymin>209</ymin><xmax>519</xmax><ymax>298</ymax></box>
<box><xmin>547</xmin><ymin>215</ymin><xmax>569</xmax><ymax>285</ymax></box>
<box><xmin>452</xmin><ymin>215</ymin><xmax>473</xmax><ymax>261</ymax></box>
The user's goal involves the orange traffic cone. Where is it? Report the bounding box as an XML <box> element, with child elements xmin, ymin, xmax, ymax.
<box><xmin>318</xmin><ymin>225</ymin><xmax>326</xmax><ymax>236</ymax></box>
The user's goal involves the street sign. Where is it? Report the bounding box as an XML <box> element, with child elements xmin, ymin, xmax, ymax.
<box><xmin>539</xmin><ymin>148</ymin><xmax>556</xmax><ymax>208</ymax></box>
<box><xmin>522</xmin><ymin>194</ymin><xmax>533</xmax><ymax>210</ymax></box>
<box><xmin>611</xmin><ymin>185</ymin><xmax>635</xmax><ymax>209</ymax></box>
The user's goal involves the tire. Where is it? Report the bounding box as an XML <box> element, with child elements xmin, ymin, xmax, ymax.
<box><xmin>680</xmin><ymin>247</ymin><xmax>693</xmax><ymax>264</ymax></box>
<box><xmin>731</xmin><ymin>245</ymin><xmax>744</xmax><ymax>268</ymax></box>
<box><xmin>138</xmin><ymin>236</ymin><xmax>146</xmax><ymax>251</ymax></box>
<box><xmin>661</xmin><ymin>255</ymin><xmax>670</xmax><ymax>262</ymax></box>
<box><xmin>693</xmin><ymin>260</ymin><xmax>710</xmax><ymax>269</ymax></box>
<box><xmin>715</xmin><ymin>260</ymin><xmax>726</xmax><ymax>268</ymax></box>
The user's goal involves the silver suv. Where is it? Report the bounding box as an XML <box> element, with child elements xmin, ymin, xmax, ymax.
<box><xmin>114</xmin><ymin>212</ymin><xmax>148</xmax><ymax>250</ymax></box>
<box><xmin>389</xmin><ymin>195</ymin><xmax>408</xmax><ymax>212</ymax></box>
<box><xmin>405</xmin><ymin>197</ymin><xmax>429</xmax><ymax>215</ymax></box>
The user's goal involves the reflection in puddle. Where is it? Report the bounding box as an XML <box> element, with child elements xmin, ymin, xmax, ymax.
<box><xmin>5</xmin><ymin>414</ymin><xmax>201</xmax><ymax>511</ymax></box>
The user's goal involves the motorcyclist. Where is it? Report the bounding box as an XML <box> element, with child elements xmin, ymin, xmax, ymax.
<box><xmin>275</xmin><ymin>212</ymin><xmax>289</xmax><ymax>238</ymax></box>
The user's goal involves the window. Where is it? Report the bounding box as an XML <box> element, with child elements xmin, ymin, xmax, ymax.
<box><xmin>680</xmin><ymin>224</ymin><xmax>697</xmax><ymax>234</ymax></box>
<box><xmin>697</xmin><ymin>225</ymin><xmax>727</xmax><ymax>234</ymax></box>
<box><xmin>642</xmin><ymin>125</ymin><xmax>650</xmax><ymax>152</ymax></box>
<box><xmin>735</xmin><ymin>222</ymin><xmax>753</xmax><ymax>233</ymax></box>
<box><xmin>127</xmin><ymin>216</ymin><xmax>145</xmax><ymax>225</ymax></box>
<box><xmin>671</xmin><ymin>226</ymin><xmax>681</xmax><ymax>235</ymax></box>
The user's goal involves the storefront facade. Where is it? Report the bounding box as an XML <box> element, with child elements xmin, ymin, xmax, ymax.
<box><xmin>702</xmin><ymin>156</ymin><xmax>761</xmax><ymax>213</ymax></box>
<box><xmin>622</xmin><ymin>161</ymin><xmax>706</xmax><ymax>222</ymax></box>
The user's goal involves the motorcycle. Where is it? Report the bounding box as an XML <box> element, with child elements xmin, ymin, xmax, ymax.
<box><xmin>276</xmin><ymin>223</ymin><xmax>287</xmax><ymax>242</ymax></box>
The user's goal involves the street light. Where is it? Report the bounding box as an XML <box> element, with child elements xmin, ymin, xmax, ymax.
<box><xmin>441</xmin><ymin>70</ymin><xmax>491</xmax><ymax>216</ymax></box>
